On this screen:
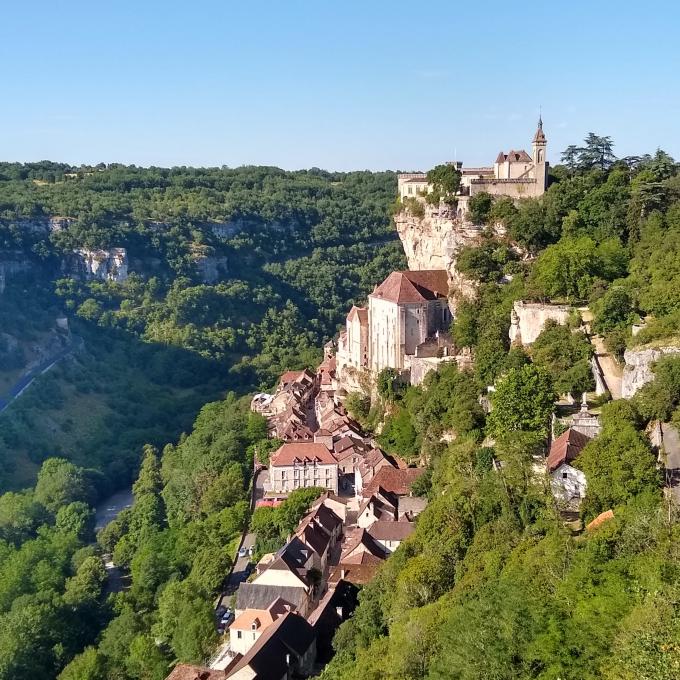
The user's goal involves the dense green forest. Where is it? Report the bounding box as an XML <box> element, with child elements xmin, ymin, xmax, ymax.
<box><xmin>2</xmin><ymin>136</ymin><xmax>680</xmax><ymax>680</ymax></box>
<box><xmin>0</xmin><ymin>164</ymin><xmax>404</xmax><ymax>679</ymax></box>
<box><xmin>322</xmin><ymin>138</ymin><xmax>680</xmax><ymax>679</ymax></box>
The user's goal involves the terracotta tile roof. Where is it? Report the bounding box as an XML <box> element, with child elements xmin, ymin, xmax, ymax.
<box><xmin>496</xmin><ymin>149</ymin><xmax>533</xmax><ymax>163</ymax></box>
<box><xmin>235</xmin><ymin>583</ymin><xmax>306</xmax><ymax>612</ymax></box>
<box><xmin>329</xmin><ymin>562</ymin><xmax>381</xmax><ymax>585</ymax></box>
<box><xmin>371</xmin><ymin>270</ymin><xmax>449</xmax><ymax>304</ymax></box>
<box><xmin>347</xmin><ymin>305</ymin><xmax>368</xmax><ymax>324</ymax></box>
<box><xmin>341</xmin><ymin>528</ymin><xmax>386</xmax><ymax>562</ymax></box>
<box><xmin>367</xmin><ymin>521</ymin><xmax>415</xmax><ymax>542</ymax></box>
<box><xmin>362</xmin><ymin>466</ymin><xmax>425</xmax><ymax>497</ymax></box>
<box><xmin>230</xmin><ymin>598</ymin><xmax>291</xmax><ymax>631</ymax></box>
<box><xmin>165</xmin><ymin>664</ymin><xmax>226</xmax><ymax>680</ymax></box>
<box><xmin>279</xmin><ymin>370</ymin><xmax>304</xmax><ymax>384</ymax></box>
<box><xmin>547</xmin><ymin>428</ymin><xmax>591</xmax><ymax>473</ymax></box>
<box><xmin>586</xmin><ymin>509</ymin><xmax>614</xmax><ymax>531</ymax></box>
<box><xmin>271</xmin><ymin>442</ymin><xmax>337</xmax><ymax>466</ymax></box>
<box><xmin>533</xmin><ymin>119</ymin><xmax>546</xmax><ymax>143</ymax></box>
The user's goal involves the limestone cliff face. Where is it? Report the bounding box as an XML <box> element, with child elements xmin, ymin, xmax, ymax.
<box><xmin>393</xmin><ymin>206</ymin><xmax>482</xmax><ymax>303</ymax></box>
<box><xmin>622</xmin><ymin>346</ymin><xmax>680</xmax><ymax>398</ymax></box>
<box><xmin>0</xmin><ymin>255</ymin><xmax>35</xmax><ymax>294</ymax></box>
<box><xmin>192</xmin><ymin>254</ymin><xmax>228</xmax><ymax>284</ymax></box>
<box><xmin>70</xmin><ymin>248</ymin><xmax>129</xmax><ymax>282</ymax></box>
<box><xmin>509</xmin><ymin>301</ymin><xmax>572</xmax><ymax>346</ymax></box>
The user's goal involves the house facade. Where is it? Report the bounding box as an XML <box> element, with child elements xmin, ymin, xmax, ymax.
<box><xmin>269</xmin><ymin>442</ymin><xmax>338</xmax><ymax>495</ymax></box>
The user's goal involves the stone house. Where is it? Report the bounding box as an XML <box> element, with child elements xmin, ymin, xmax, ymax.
<box><xmin>366</xmin><ymin>521</ymin><xmax>415</xmax><ymax>554</ymax></box>
<box><xmin>357</xmin><ymin>489</ymin><xmax>399</xmax><ymax>528</ymax></box>
<box><xmin>269</xmin><ymin>442</ymin><xmax>338</xmax><ymax>495</ymax></box>
<box><xmin>228</xmin><ymin>598</ymin><xmax>293</xmax><ymax>657</ymax></box>
<box><xmin>547</xmin><ymin>428</ymin><xmax>590</xmax><ymax>509</ymax></box>
<box><xmin>225</xmin><ymin>611</ymin><xmax>316</xmax><ymax>680</ymax></box>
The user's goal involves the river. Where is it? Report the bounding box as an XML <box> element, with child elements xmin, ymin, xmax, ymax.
<box><xmin>95</xmin><ymin>487</ymin><xmax>134</xmax><ymax>531</ymax></box>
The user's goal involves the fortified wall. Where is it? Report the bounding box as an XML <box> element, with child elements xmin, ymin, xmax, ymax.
<box><xmin>509</xmin><ymin>301</ymin><xmax>572</xmax><ymax>346</ymax></box>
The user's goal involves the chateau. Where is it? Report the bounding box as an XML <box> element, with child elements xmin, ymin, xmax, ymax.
<box><xmin>397</xmin><ymin>118</ymin><xmax>549</xmax><ymax>219</ymax></box>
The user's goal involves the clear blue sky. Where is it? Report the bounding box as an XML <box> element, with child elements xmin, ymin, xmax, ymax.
<box><xmin>2</xmin><ymin>1</ymin><xmax>677</xmax><ymax>170</ymax></box>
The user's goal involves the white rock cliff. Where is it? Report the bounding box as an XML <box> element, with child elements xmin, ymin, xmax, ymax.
<box><xmin>393</xmin><ymin>206</ymin><xmax>483</xmax><ymax>303</ymax></box>
<box><xmin>621</xmin><ymin>346</ymin><xmax>680</xmax><ymax>398</ymax></box>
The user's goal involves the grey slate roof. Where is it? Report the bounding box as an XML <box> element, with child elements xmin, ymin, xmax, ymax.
<box><xmin>235</xmin><ymin>583</ymin><xmax>306</xmax><ymax>613</ymax></box>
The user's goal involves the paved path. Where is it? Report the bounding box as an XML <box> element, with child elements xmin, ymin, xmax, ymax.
<box><xmin>215</xmin><ymin>468</ymin><xmax>267</xmax><ymax>610</ymax></box>
<box><xmin>0</xmin><ymin>338</ymin><xmax>81</xmax><ymax>413</ymax></box>
<box><xmin>591</xmin><ymin>335</ymin><xmax>623</xmax><ymax>399</ymax></box>
<box><xmin>95</xmin><ymin>488</ymin><xmax>134</xmax><ymax>531</ymax></box>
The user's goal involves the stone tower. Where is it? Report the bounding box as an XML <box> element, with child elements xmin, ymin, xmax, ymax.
<box><xmin>532</xmin><ymin>116</ymin><xmax>549</xmax><ymax>191</ymax></box>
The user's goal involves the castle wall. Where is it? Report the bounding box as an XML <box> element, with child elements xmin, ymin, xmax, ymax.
<box><xmin>347</xmin><ymin>315</ymin><xmax>368</xmax><ymax>368</ymax></box>
<box><xmin>509</xmin><ymin>301</ymin><xmax>572</xmax><ymax>346</ymax></box>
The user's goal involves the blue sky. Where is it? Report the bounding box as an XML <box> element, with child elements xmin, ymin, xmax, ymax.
<box><xmin>1</xmin><ymin>1</ymin><xmax>677</xmax><ymax>170</ymax></box>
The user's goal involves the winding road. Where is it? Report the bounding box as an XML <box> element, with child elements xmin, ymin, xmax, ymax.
<box><xmin>0</xmin><ymin>337</ymin><xmax>82</xmax><ymax>413</ymax></box>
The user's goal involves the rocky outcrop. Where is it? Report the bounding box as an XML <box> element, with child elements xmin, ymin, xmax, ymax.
<box><xmin>70</xmin><ymin>248</ymin><xmax>129</xmax><ymax>282</ymax></box>
<box><xmin>394</xmin><ymin>206</ymin><xmax>482</xmax><ymax>304</ymax></box>
<box><xmin>622</xmin><ymin>346</ymin><xmax>680</xmax><ymax>398</ymax></box>
<box><xmin>0</xmin><ymin>256</ymin><xmax>34</xmax><ymax>294</ymax></box>
<box><xmin>509</xmin><ymin>301</ymin><xmax>572</xmax><ymax>346</ymax></box>
<box><xmin>193</xmin><ymin>254</ymin><xmax>228</xmax><ymax>284</ymax></box>
<box><xmin>1</xmin><ymin>216</ymin><xmax>75</xmax><ymax>233</ymax></box>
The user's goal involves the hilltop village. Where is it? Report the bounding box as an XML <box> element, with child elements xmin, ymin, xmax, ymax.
<box><xmin>166</xmin><ymin>123</ymin><xmax>680</xmax><ymax>680</ymax></box>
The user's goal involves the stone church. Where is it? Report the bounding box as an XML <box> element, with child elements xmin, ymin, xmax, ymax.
<box><xmin>398</xmin><ymin>119</ymin><xmax>549</xmax><ymax>217</ymax></box>
<box><xmin>336</xmin><ymin>270</ymin><xmax>452</xmax><ymax>388</ymax></box>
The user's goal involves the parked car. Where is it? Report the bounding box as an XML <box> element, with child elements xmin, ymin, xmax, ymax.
<box><xmin>248</xmin><ymin>546</ymin><xmax>255</xmax><ymax>557</ymax></box>
<box><xmin>238</xmin><ymin>546</ymin><xmax>247</xmax><ymax>558</ymax></box>
<box><xmin>221</xmin><ymin>610</ymin><xmax>234</xmax><ymax>625</ymax></box>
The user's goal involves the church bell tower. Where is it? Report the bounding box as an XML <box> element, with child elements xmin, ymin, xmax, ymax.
<box><xmin>532</xmin><ymin>116</ymin><xmax>548</xmax><ymax>192</ymax></box>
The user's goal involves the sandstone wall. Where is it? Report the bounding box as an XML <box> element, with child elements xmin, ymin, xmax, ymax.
<box><xmin>509</xmin><ymin>301</ymin><xmax>572</xmax><ymax>346</ymax></box>
<box><xmin>621</xmin><ymin>346</ymin><xmax>680</xmax><ymax>398</ymax></box>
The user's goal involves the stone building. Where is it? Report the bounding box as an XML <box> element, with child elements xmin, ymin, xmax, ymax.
<box><xmin>337</xmin><ymin>270</ymin><xmax>451</xmax><ymax>385</ymax></box>
<box><xmin>397</xmin><ymin>120</ymin><xmax>549</xmax><ymax>216</ymax></box>
<box><xmin>269</xmin><ymin>442</ymin><xmax>338</xmax><ymax>494</ymax></box>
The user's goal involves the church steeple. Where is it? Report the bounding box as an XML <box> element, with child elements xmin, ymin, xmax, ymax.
<box><xmin>531</xmin><ymin>116</ymin><xmax>548</xmax><ymax>191</ymax></box>
<box><xmin>533</xmin><ymin>115</ymin><xmax>546</xmax><ymax>144</ymax></box>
